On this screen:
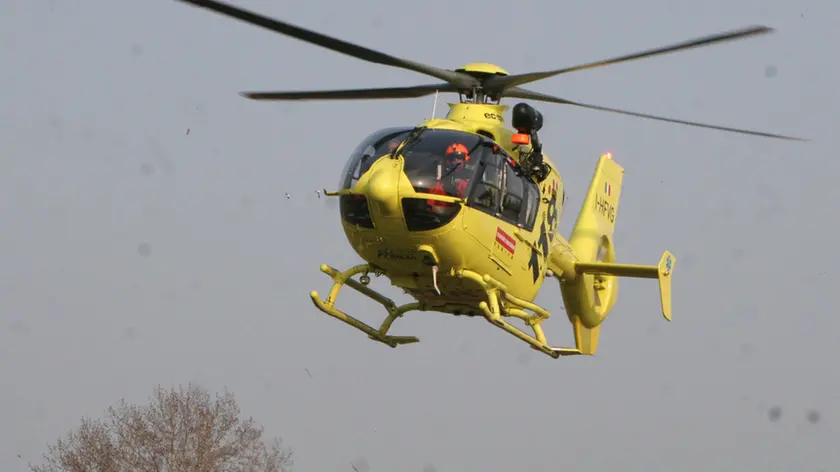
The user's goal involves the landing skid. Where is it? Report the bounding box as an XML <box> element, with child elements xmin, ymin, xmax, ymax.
<box><xmin>310</xmin><ymin>263</ymin><xmax>582</xmax><ymax>358</ymax></box>
<box><xmin>310</xmin><ymin>264</ymin><xmax>424</xmax><ymax>348</ymax></box>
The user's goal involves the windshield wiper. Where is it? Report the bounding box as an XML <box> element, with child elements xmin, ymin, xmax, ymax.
<box><xmin>391</xmin><ymin>126</ymin><xmax>426</xmax><ymax>158</ymax></box>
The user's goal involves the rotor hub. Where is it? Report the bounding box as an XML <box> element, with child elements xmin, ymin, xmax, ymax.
<box><xmin>451</xmin><ymin>63</ymin><xmax>511</xmax><ymax>104</ymax></box>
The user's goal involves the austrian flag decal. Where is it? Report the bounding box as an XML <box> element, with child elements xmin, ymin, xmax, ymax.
<box><xmin>495</xmin><ymin>227</ymin><xmax>516</xmax><ymax>254</ymax></box>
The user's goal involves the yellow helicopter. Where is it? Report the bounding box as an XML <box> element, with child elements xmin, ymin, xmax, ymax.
<box><xmin>173</xmin><ymin>0</ymin><xmax>805</xmax><ymax>358</ymax></box>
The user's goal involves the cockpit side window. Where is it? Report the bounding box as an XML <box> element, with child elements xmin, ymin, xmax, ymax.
<box><xmin>500</xmin><ymin>154</ymin><xmax>542</xmax><ymax>230</ymax></box>
<box><xmin>501</xmin><ymin>165</ymin><xmax>524</xmax><ymax>221</ymax></box>
<box><xmin>470</xmin><ymin>159</ymin><xmax>502</xmax><ymax>212</ymax></box>
<box><xmin>339</xmin><ymin>126</ymin><xmax>413</xmax><ymax>190</ymax></box>
<box><xmin>467</xmin><ymin>143</ymin><xmax>510</xmax><ymax>215</ymax></box>
<box><xmin>466</xmin><ymin>144</ymin><xmax>540</xmax><ymax>229</ymax></box>
<box><xmin>522</xmin><ymin>180</ymin><xmax>540</xmax><ymax>230</ymax></box>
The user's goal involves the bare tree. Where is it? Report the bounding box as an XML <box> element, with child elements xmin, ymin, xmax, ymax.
<box><xmin>30</xmin><ymin>383</ymin><xmax>293</xmax><ymax>472</ymax></box>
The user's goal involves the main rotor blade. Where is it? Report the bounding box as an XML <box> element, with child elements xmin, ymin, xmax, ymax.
<box><xmin>241</xmin><ymin>83</ymin><xmax>456</xmax><ymax>101</ymax></box>
<box><xmin>506</xmin><ymin>87</ymin><xmax>807</xmax><ymax>141</ymax></box>
<box><xmin>172</xmin><ymin>0</ymin><xmax>476</xmax><ymax>88</ymax></box>
<box><xmin>485</xmin><ymin>26</ymin><xmax>773</xmax><ymax>92</ymax></box>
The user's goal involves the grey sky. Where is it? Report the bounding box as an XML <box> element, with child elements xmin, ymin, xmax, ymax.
<box><xmin>1</xmin><ymin>0</ymin><xmax>837</xmax><ymax>470</ymax></box>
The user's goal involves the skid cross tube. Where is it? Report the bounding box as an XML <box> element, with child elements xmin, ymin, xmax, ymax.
<box><xmin>454</xmin><ymin>268</ymin><xmax>582</xmax><ymax>358</ymax></box>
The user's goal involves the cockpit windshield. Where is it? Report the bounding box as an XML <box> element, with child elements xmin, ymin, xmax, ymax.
<box><xmin>339</xmin><ymin>126</ymin><xmax>414</xmax><ymax>190</ymax></box>
<box><xmin>400</xmin><ymin>128</ymin><xmax>491</xmax><ymax>200</ymax></box>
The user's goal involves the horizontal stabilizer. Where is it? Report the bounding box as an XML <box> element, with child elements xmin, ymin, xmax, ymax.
<box><xmin>575</xmin><ymin>250</ymin><xmax>675</xmax><ymax>321</ymax></box>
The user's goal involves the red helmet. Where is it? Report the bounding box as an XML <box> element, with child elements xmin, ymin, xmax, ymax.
<box><xmin>445</xmin><ymin>143</ymin><xmax>470</xmax><ymax>161</ymax></box>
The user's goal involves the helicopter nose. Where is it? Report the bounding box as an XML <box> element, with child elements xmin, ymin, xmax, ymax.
<box><xmin>364</xmin><ymin>159</ymin><xmax>402</xmax><ymax>220</ymax></box>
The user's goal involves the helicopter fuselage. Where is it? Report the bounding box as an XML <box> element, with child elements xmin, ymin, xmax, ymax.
<box><xmin>336</xmin><ymin>103</ymin><xmax>566</xmax><ymax>315</ymax></box>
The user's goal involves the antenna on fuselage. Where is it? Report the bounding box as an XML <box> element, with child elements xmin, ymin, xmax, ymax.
<box><xmin>431</xmin><ymin>89</ymin><xmax>439</xmax><ymax>119</ymax></box>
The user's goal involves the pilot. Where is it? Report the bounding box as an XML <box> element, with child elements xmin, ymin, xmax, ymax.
<box><xmin>427</xmin><ymin>142</ymin><xmax>473</xmax><ymax>206</ymax></box>
<box><xmin>443</xmin><ymin>142</ymin><xmax>473</xmax><ymax>198</ymax></box>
